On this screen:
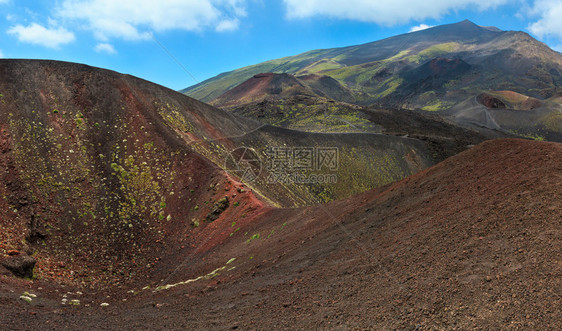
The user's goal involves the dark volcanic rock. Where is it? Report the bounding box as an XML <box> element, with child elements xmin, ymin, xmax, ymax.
<box><xmin>1</xmin><ymin>254</ymin><xmax>36</xmax><ymax>278</ymax></box>
<box><xmin>26</xmin><ymin>214</ymin><xmax>47</xmax><ymax>244</ymax></box>
<box><xmin>206</xmin><ymin>196</ymin><xmax>230</xmax><ymax>222</ymax></box>
<box><xmin>400</xmin><ymin>57</ymin><xmax>472</xmax><ymax>93</ymax></box>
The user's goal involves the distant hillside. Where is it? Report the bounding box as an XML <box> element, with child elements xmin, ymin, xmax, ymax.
<box><xmin>183</xmin><ymin>20</ymin><xmax>562</xmax><ymax>141</ymax></box>
<box><xmin>184</xmin><ymin>20</ymin><xmax>562</xmax><ymax>106</ymax></box>
<box><xmin>211</xmin><ymin>72</ymin><xmax>354</xmax><ymax>107</ymax></box>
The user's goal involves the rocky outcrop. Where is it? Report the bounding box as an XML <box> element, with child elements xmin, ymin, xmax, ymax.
<box><xmin>1</xmin><ymin>253</ymin><xmax>36</xmax><ymax>278</ymax></box>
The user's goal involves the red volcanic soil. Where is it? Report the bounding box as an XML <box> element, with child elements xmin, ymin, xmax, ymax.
<box><xmin>1</xmin><ymin>138</ymin><xmax>560</xmax><ymax>329</ymax></box>
<box><xmin>0</xmin><ymin>59</ymin><xmax>267</xmax><ymax>291</ymax></box>
<box><xmin>212</xmin><ymin>73</ymin><xmax>312</xmax><ymax>107</ymax></box>
<box><xmin>213</xmin><ymin>72</ymin><xmax>355</xmax><ymax>108</ymax></box>
<box><xmin>478</xmin><ymin>91</ymin><xmax>543</xmax><ymax>110</ymax></box>
<box><xmin>228</xmin><ymin>72</ymin><xmax>278</xmax><ymax>100</ymax></box>
<box><xmin>478</xmin><ymin>93</ymin><xmax>507</xmax><ymax>109</ymax></box>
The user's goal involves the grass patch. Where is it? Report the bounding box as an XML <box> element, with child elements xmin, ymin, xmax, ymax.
<box><xmin>246</xmin><ymin>233</ymin><xmax>260</xmax><ymax>243</ymax></box>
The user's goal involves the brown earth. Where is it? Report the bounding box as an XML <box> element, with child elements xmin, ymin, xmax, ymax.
<box><xmin>212</xmin><ymin>73</ymin><xmax>313</xmax><ymax>107</ymax></box>
<box><xmin>478</xmin><ymin>91</ymin><xmax>543</xmax><ymax>110</ymax></box>
<box><xmin>212</xmin><ymin>72</ymin><xmax>354</xmax><ymax>108</ymax></box>
<box><xmin>1</xmin><ymin>138</ymin><xmax>560</xmax><ymax>329</ymax></box>
<box><xmin>0</xmin><ymin>59</ymin><xmax>268</xmax><ymax>290</ymax></box>
<box><xmin>0</xmin><ymin>59</ymin><xmax>559</xmax><ymax>329</ymax></box>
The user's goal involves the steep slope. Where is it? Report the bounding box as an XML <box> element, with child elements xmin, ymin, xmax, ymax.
<box><xmin>211</xmin><ymin>72</ymin><xmax>354</xmax><ymax>107</ymax></box>
<box><xmin>0</xmin><ymin>59</ymin><xmax>465</xmax><ymax>292</ymax></box>
<box><xmin>298</xmin><ymin>73</ymin><xmax>355</xmax><ymax>102</ymax></box>
<box><xmin>0</xmin><ymin>59</ymin><xmax>268</xmax><ymax>287</ymax></box>
<box><xmin>0</xmin><ymin>59</ymin><xmax>452</xmax><ymax>210</ymax></box>
<box><xmin>2</xmin><ymin>139</ymin><xmax>559</xmax><ymax>329</ymax></box>
<box><xmin>211</xmin><ymin>73</ymin><xmax>315</xmax><ymax>107</ymax></box>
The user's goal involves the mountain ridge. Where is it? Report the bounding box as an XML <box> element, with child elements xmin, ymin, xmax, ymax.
<box><xmin>183</xmin><ymin>20</ymin><xmax>562</xmax><ymax>141</ymax></box>
<box><xmin>183</xmin><ymin>20</ymin><xmax>561</xmax><ymax>104</ymax></box>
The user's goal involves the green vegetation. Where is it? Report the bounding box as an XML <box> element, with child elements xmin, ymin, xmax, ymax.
<box><xmin>5</xmin><ymin>85</ymin><xmax>184</xmax><ymax>285</ymax></box>
<box><xmin>246</xmin><ymin>233</ymin><xmax>260</xmax><ymax>243</ymax></box>
<box><xmin>297</xmin><ymin>59</ymin><xmax>343</xmax><ymax>74</ymax></box>
<box><xmin>540</xmin><ymin>111</ymin><xmax>562</xmax><ymax>133</ymax></box>
<box><xmin>384</xmin><ymin>50</ymin><xmax>411</xmax><ymax>62</ymax></box>
<box><xmin>184</xmin><ymin>25</ymin><xmax>559</xmax><ymax>116</ymax></box>
<box><xmin>111</xmin><ymin>144</ymin><xmax>175</xmax><ymax>225</ymax></box>
<box><xmin>184</xmin><ymin>47</ymin><xmax>339</xmax><ymax>102</ymax></box>
<box><xmin>229</xmin><ymin>227</ymin><xmax>240</xmax><ymax>237</ymax></box>
<box><xmin>508</xmin><ymin>130</ymin><xmax>546</xmax><ymax>141</ymax></box>
<box><xmin>422</xmin><ymin>99</ymin><xmax>455</xmax><ymax>111</ymax></box>
<box><xmin>332</xmin><ymin>147</ymin><xmax>412</xmax><ymax>200</ymax></box>
<box><xmin>184</xmin><ymin>39</ymin><xmax>461</xmax><ymax>104</ymax></box>
<box><xmin>324</xmin><ymin>64</ymin><xmax>366</xmax><ymax>81</ymax></box>
<box><xmin>375</xmin><ymin>78</ymin><xmax>404</xmax><ymax>99</ymax></box>
<box><xmin>19</xmin><ymin>295</ymin><xmax>33</xmax><ymax>303</ymax></box>
<box><xmin>155</xmin><ymin>101</ymin><xmax>194</xmax><ymax>133</ymax></box>
<box><xmin>235</xmin><ymin>99</ymin><xmax>377</xmax><ymax>133</ymax></box>
<box><xmin>407</xmin><ymin>43</ymin><xmax>460</xmax><ymax>63</ymax></box>
<box><xmin>69</xmin><ymin>299</ymin><xmax>81</xmax><ymax>306</ymax></box>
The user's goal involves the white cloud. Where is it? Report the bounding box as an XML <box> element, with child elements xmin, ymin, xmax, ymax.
<box><xmin>528</xmin><ymin>0</ymin><xmax>562</xmax><ymax>40</ymax></box>
<box><xmin>57</xmin><ymin>0</ymin><xmax>247</xmax><ymax>41</ymax></box>
<box><xmin>216</xmin><ymin>18</ymin><xmax>239</xmax><ymax>32</ymax></box>
<box><xmin>7</xmin><ymin>23</ymin><xmax>75</xmax><ymax>48</ymax></box>
<box><xmin>94</xmin><ymin>43</ymin><xmax>117</xmax><ymax>54</ymax></box>
<box><xmin>0</xmin><ymin>50</ymin><xmax>4</xmax><ymax>58</ymax></box>
<box><xmin>283</xmin><ymin>0</ymin><xmax>510</xmax><ymax>25</ymax></box>
<box><xmin>409</xmin><ymin>24</ymin><xmax>434</xmax><ymax>32</ymax></box>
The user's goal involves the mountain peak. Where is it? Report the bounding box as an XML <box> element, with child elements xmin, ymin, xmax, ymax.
<box><xmin>454</xmin><ymin>19</ymin><xmax>492</xmax><ymax>29</ymax></box>
<box><xmin>459</xmin><ymin>19</ymin><xmax>476</xmax><ymax>25</ymax></box>
<box><xmin>435</xmin><ymin>19</ymin><xmax>493</xmax><ymax>34</ymax></box>
<box><xmin>406</xmin><ymin>19</ymin><xmax>485</xmax><ymax>36</ymax></box>
<box><xmin>393</xmin><ymin>19</ymin><xmax>501</xmax><ymax>49</ymax></box>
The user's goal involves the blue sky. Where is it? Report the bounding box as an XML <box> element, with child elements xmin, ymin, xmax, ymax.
<box><xmin>1</xmin><ymin>0</ymin><xmax>561</xmax><ymax>90</ymax></box>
